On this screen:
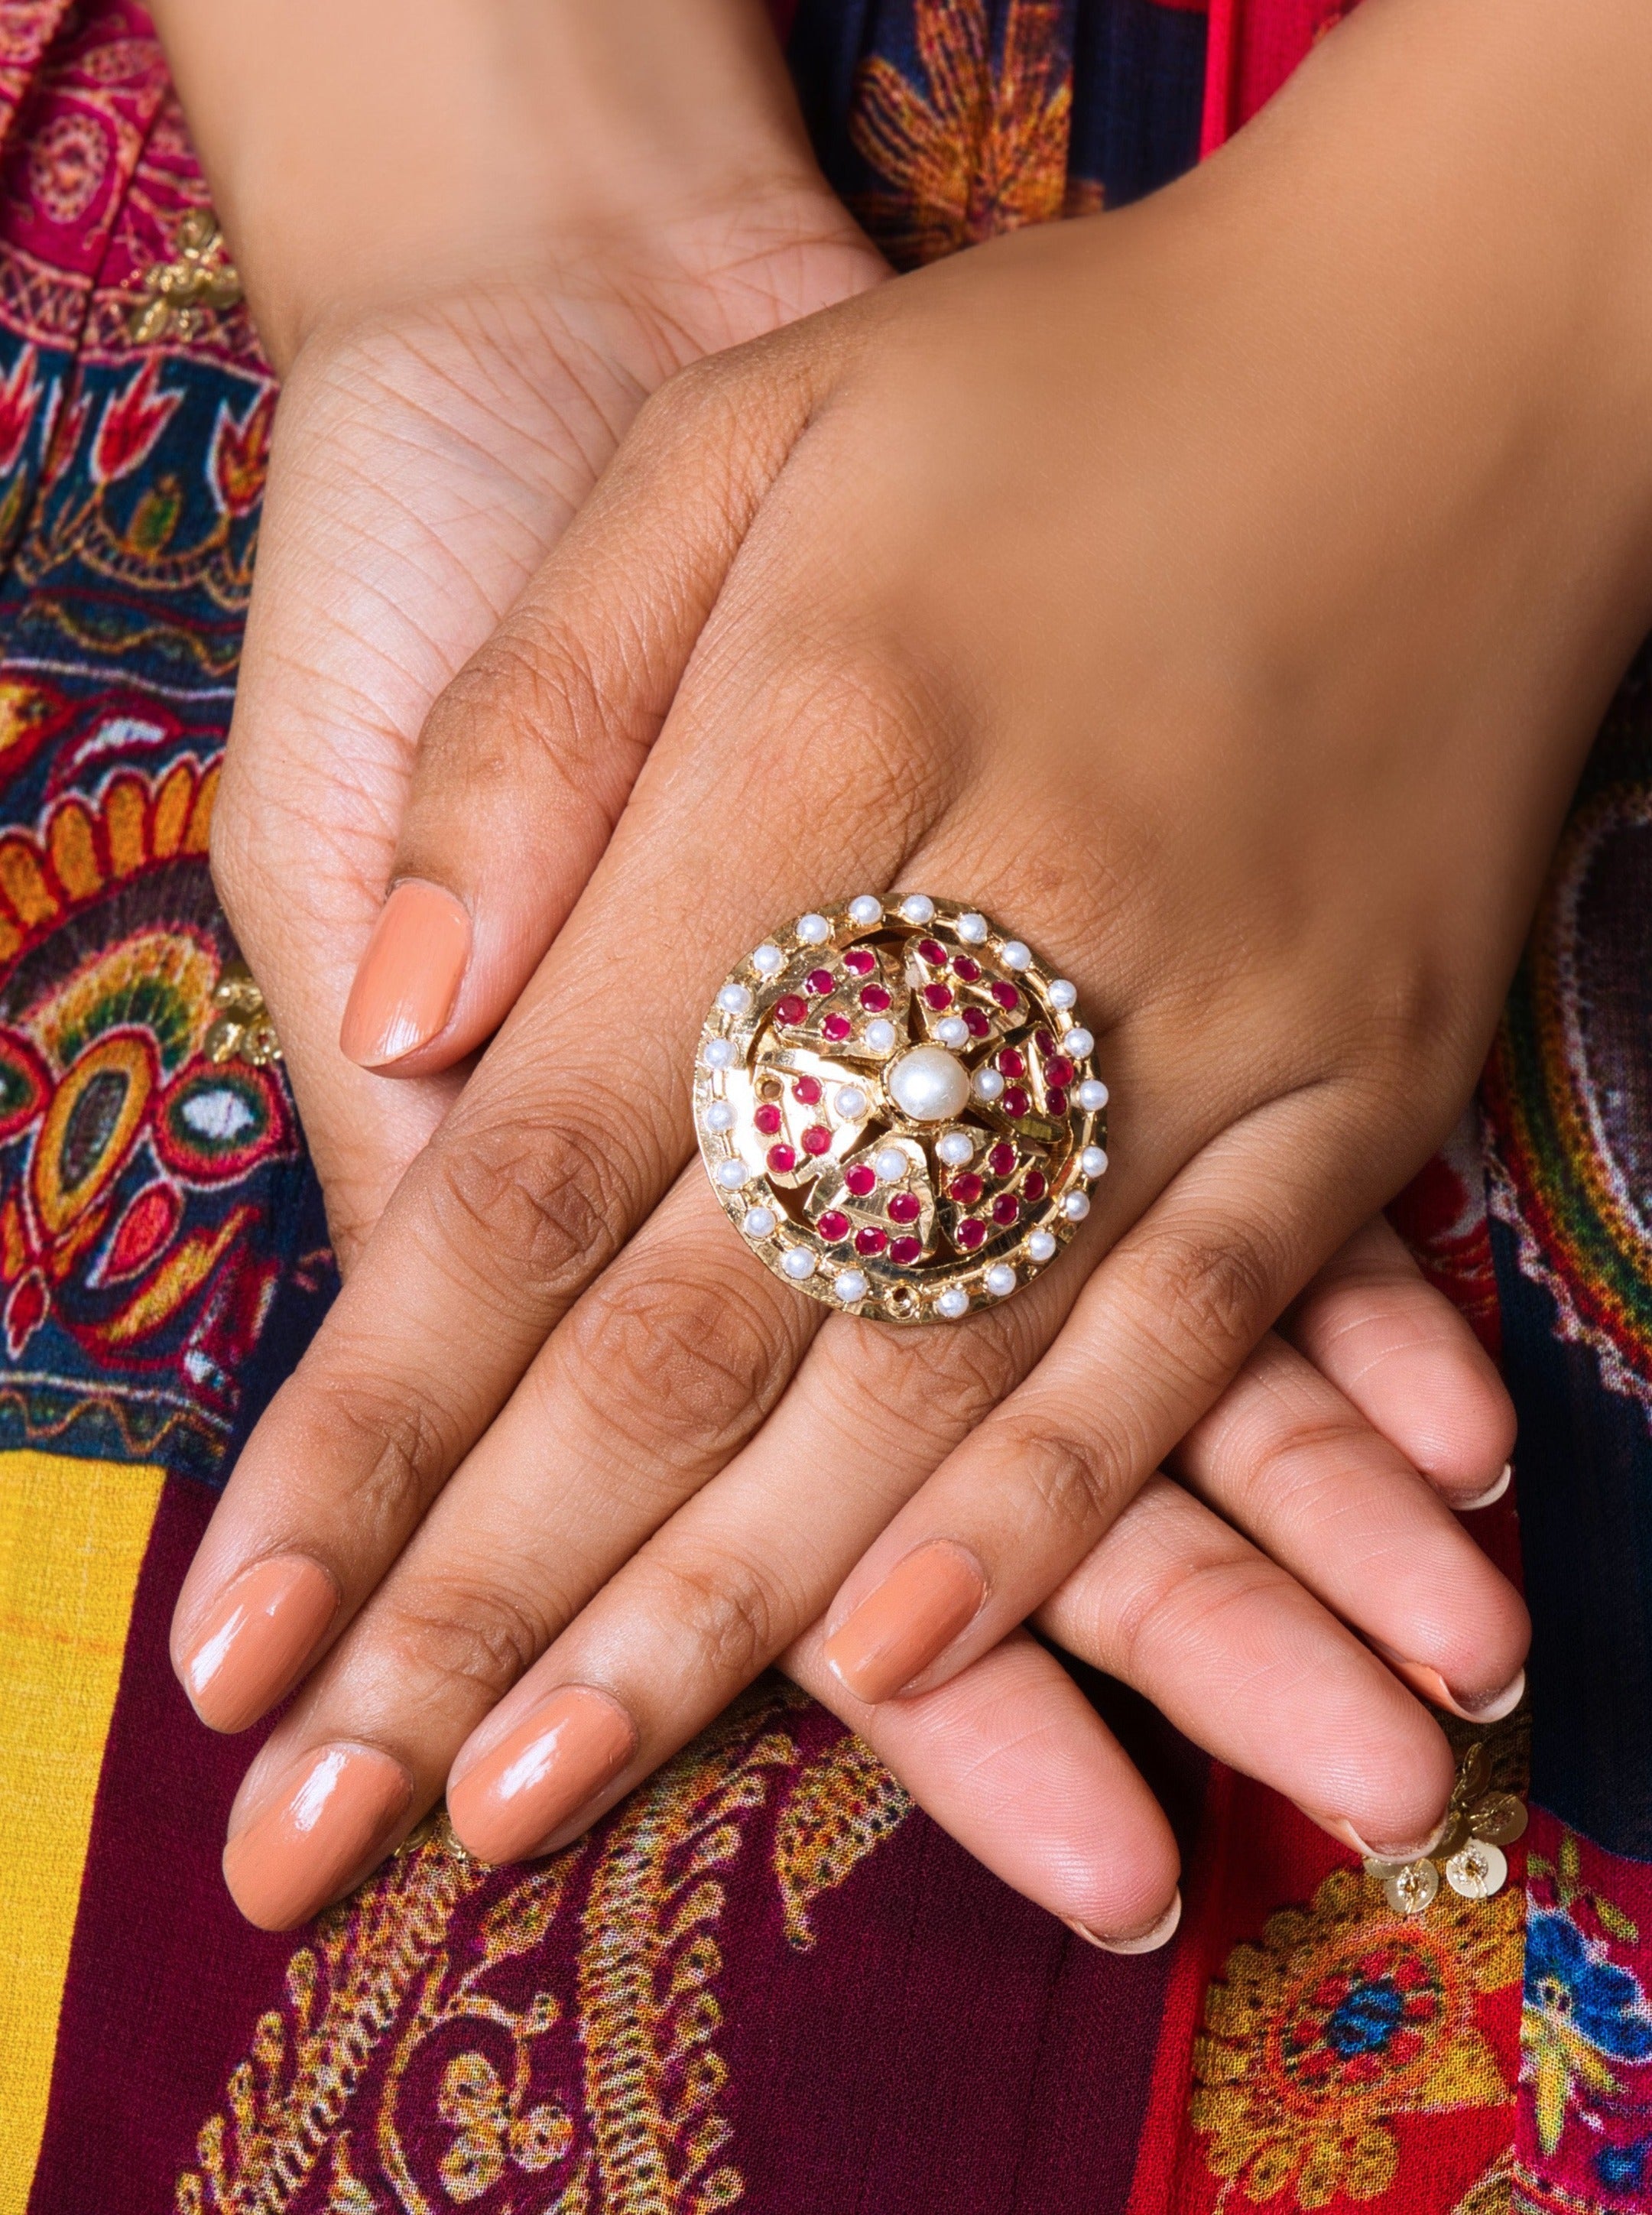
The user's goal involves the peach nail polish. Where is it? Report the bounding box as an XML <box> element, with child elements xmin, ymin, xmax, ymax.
<box><xmin>446</xmin><ymin>1686</ymin><xmax>636</xmax><ymax>1864</ymax></box>
<box><xmin>222</xmin><ymin>1743</ymin><xmax>411</xmax><ymax>1930</ymax></box>
<box><xmin>822</xmin><ymin>1541</ymin><xmax>986</xmax><ymax>1704</ymax></box>
<box><xmin>339</xmin><ymin>879</ymin><xmax>471</xmax><ymax>1067</ymax></box>
<box><xmin>1064</xmin><ymin>1889</ymin><xmax>1183</xmax><ymax>1955</ymax></box>
<box><xmin>181</xmin><ymin>1554</ymin><xmax>339</xmax><ymax>1732</ymax></box>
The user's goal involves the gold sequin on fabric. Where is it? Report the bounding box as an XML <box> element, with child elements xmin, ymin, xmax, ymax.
<box><xmin>126</xmin><ymin>209</ymin><xmax>241</xmax><ymax>346</ymax></box>
<box><xmin>204</xmin><ymin>960</ymin><xmax>281</xmax><ymax>1067</ymax></box>
<box><xmin>1366</xmin><ymin>1717</ymin><xmax>1530</xmax><ymax>1918</ymax></box>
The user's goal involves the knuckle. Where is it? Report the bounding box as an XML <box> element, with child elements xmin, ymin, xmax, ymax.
<box><xmin>647</xmin><ymin>1548</ymin><xmax>782</xmax><ymax>1687</ymax></box>
<box><xmin>1129</xmin><ymin>1214</ymin><xmax>1283</xmax><ymax>1380</ymax></box>
<box><xmin>374</xmin><ymin>1578</ymin><xmax>550</xmax><ymax>1707</ymax></box>
<box><xmin>323</xmin><ymin>1382</ymin><xmax>457</xmax><ymax>1543</ymax></box>
<box><xmin>999</xmin><ymin>1421</ymin><xmax>1120</xmax><ymax>1546</ymax></box>
<box><xmin>428</xmin><ymin>1107</ymin><xmax>635</xmax><ymax>1309</ymax></box>
<box><xmin>564</xmin><ymin>1264</ymin><xmax>794</xmax><ymax>1465</ymax></box>
<box><xmin>429</xmin><ymin>619</ymin><xmax>636</xmax><ymax>819</ymax></box>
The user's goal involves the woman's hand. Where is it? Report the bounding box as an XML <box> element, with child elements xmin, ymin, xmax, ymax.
<box><xmin>164</xmin><ymin>0</ymin><xmax>1636</xmax><ymax>1925</ymax></box>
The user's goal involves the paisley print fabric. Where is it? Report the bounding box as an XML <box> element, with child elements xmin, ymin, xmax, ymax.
<box><xmin>1</xmin><ymin>2</ymin><xmax>1649</xmax><ymax>2212</ymax></box>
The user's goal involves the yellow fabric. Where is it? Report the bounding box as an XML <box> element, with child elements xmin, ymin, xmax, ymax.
<box><xmin>0</xmin><ymin>1448</ymin><xmax>164</xmax><ymax>2213</ymax></box>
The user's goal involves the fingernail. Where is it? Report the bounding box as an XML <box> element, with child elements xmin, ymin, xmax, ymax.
<box><xmin>1310</xmin><ymin>1810</ymin><xmax>1452</xmax><ymax>1862</ymax></box>
<box><xmin>180</xmin><ymin>1554</ymin><xmax>339</xmax><ymax>1732</ymax></box>
<box><xmin>1064</xmin><ymin>1889</ymin><xmax>1182</xmax><ymax>1955</ymax></box>
<box><xmin>1379</xmin><ymin>1644</ymin><xmax>1527</xmax><ymax>1725</ymax></box>
<box><xmin>222</xmin><ymin>1742</ymin><xmax>411</xmax><ymax>1930</ymax></box>
<box><xmin>1457</xmin><ymin>1462</ymin><xmax>1512</xmax><ymax>1512</ymax></box>
<box><xmin>339</xmin><ymin>879</ymin><xmax>471</xmax><ymax>1067</ymax></box>
<box><xmin>821</xmin><ymin>1541</ymin><xmax>987</xmax><ymax>1704</ymax></box>
<box><xmin>446</xmin><ymin>1685</ymin><xmax>636</xmax><ymax>1864</ymax></box>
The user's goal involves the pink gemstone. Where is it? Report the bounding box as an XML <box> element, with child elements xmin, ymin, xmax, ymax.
<box><xmin>997</xmin><ymin>1047</ymin><xmax>1025</xmax><ymax>1079</ymax></box>
<box><xmin>889</xmin><ymin>1235</ymin><xmax>922</xmax><ymax>1265</ymax></box>
<box><xmin>962</xmin><ymin>1008</ymin><xmax>991</xmax><ymax>1038</ymax></box>
<box><xmin>888</xmin><ymin>1191</ymin><xmax>921</xmax><ymax>1224</ymax></box>
<box><xmin>792</xmin><ymin>1075</ymin><xmax>823</xmax><ymax>1104</ymax></box>
<box><xmin>949</xmin><ymin>1172</ymin><xmax>984</xmax><ymax>1205</ymax></box>
<box><xmin>917</xmin><ymin>938</ymin><xmax>947</xmax><ymax>966</ymax></box>
<box><xmin>767</xmin><ymin>1145</ymin><xmax>797</xmax><ymax>1174</ymax></box>
<box><xmin>953</xmin><ymin>956</ymin><xmax>982</xmax><ymax>982</ymax></box>
<box><xmin>1046</xmin><ymin>1087</ymin><xmax>1068</xmax><ymax>1116</ymax></box>
<box><xmin>988</xmin><ymin>1143</ymin><xmax>1016</xmax><ymax>1178</ymax></box>
<box><xmin>1034</xmin><ymin>1028</ymin><xmax>1055</xmax><ymax>1056</ymax></box>
<box><xmin>822</xmin><ymin>1013</ymin><xmax>852</xmax><ymax>1041</ymax></box>
<box><xmin>1001</xmin><ymin>1086</ymin><xmax>1030</xmax><ymax>1119</ymax></box>
<box><xmin>859</xmin><ymin>983</ymin><xmax>891</xmax><ymax>1012</ymax></box>
<box><xmin>802</xmin><ymin>1124</ymin><xmax>832</xmax><ymax>1156</ymax></box>
<box><xmin>819</xmin><ymin>1210</ymin><xmax>850</xmax><ymax>1242</ymax></box>
<box><xmin>1022</xmin><ymin>1170</ymin><xmax>1047</xmax><ymax>1203</ymax></box>
<box><xmin>1045</xmin><ymin>1055</ymin><xmax>1074</xmax><ymax>1086</ymax></box>
<box><xmin>806</xmin><ymin>968</ymin><xmax>835</xmax><ymax>996</ymax></box>
<box><xmin>923</xmin><ymin>983</ymin><xmax>953</xmax><ymax>1011</ymax></box>
<box><xmin>843</xmin><ymin>948</ymin><xmax>877</xmax><ymax>975</ymax></box>
<box><xmin>775</xmin><ymin>995</ymin><xmax>806</xmax><ymax>1025</ymax></box>
<box><xmin>755</xmin><ymin>1103</ymin><xmax>782</xmax><ymax>1135</ymax></box>
<box><xmin>990</xmin><ymin>980</ymin><xmax>1021</xmax><ymax>1011</ymax></box>
<box><xmin>957</xmin><ymin>1218</ymin><xmax>987</xmax><ymax>1251</ymax></box>
<box><xmin>855</xmin><ymin>1226</ymin><xmax>888</xmax><ymax>1256</ymax></box>
<box><xmin>845</xmin><ymin>1164</ymin><xmax>878</xmax><ymax>1197</ymax></box>
<box><xmin>992</xmin><ymin>1194</ymin><xmax>1020</xmax><ymax>1227</ymax></box>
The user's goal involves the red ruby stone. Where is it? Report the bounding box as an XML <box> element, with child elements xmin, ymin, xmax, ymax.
<box><xmin>889</xmin><ymin>1235</ymin><xmax>922</xmax><ymax>1265</ymax></box>
<box><xmin>855</xmin><ymin>1226</ymin><xmax>888</xmax><ymax>1256</ymax></box>
<box><xmin>803</xmin><ymin>1124</ymin><xmax>832</xmax><ymax>1156</ymax></box>
<box><xmin>806</xmin><ymin>968</ymin><xmax>835</xmax><ymax>996</ymax></box>
<box><xmin>1046</xmin><ymin>1087</ymin><xmax>1069</xmax><ymax>1116</ymax></box>
<box><xmin>1022</xmin><ymin>1170</ymin><xmax>1047</xmax><ymax>1203</ymax></box>
<box><xmin>990</xmin><ymin>980</ymin><xmax>1021</xmax><ymax>1011</ymax></box>
<box><xmin>949</xmin><ymin>1172</ymin><xmax>984</xmax><ymax>1205</ymax></box>
<box><xmin>988</xmin><ymin>1142</ymin><xmax>1016</xmax><ymax>1177</ymax></box>
<box><xmin>962</xmin><ymin>1007</ymin><xmax>992</xmax><ymax>1038</ymax></box>
<box><xmin>997</xmin><ymin>1047</ymin><xmax>1025</xmax><ymax>1079</ymax></box>
<box><xmin>844</xmin><ymin>947</ymin><xmax>877</xmax><ymax>975</ymax></box>
<box><xmin>1045</xmin><ymin>1055</ymin><xmax>1074</xmax><ymax>1086</ymax></box>
<box><xmin>767</xmin><ymin>1145</ymin><xmax>797</xmax><ymax>1174</ymax></box>
<box><xmin>818</xmin><ymin>1210</ymin><xmax>851</xmax><ymax>1242</ymax></box>
<box><xmin>953</xmin><ymin>956</ymin><xmax>982</xmax><ymax>982</ymax></box>
<box><xmin>923</xmin><ymin>983</ymin><xmax>953</xmax><ymax>1011</ymax></box>
<box><xmin>845</xmin><ymin>1163</ymin><xmax>878</xmax><ymax>1197</ymax></box>
<box><xmin>917</xmin><ymin>938</ymin><xmax>947</xmax><ymax>966</ymax></box>
<box><xmin>992</xmin><ymin>1194</ymin><xmax>1020</xmax><ymax>1226</ymax></box>
<box><xmin>822</xmin><ymin>1013</ymin><xmax>852</xmax><ymax>1041</ymax></box>
<box><xmin>1034</xmin><ymin>1028</ymin><xmax>1055</xmax><ymax>1056</ymax></box>
<box><xmin>775</xmin><ymin>994</ymin><xmax>806</xmax><ymax>1025</ymax></box>
<box><xmin>1001</xmin><ymin>1086</ymin><xmax>1030</xmax><ymax>1119</ymax></box>
<box><xmin>792</xmin><ymin>1075</ymin><xmax>823</xmax><ymax>1104</ymax></box>
<box><xmin>888</xmin><ymin>1191</ymin><xmax>921</xmax><ymax>1223</ymax></box>
<box><xmin>957</xmin><ymin>1218</ymin><xmax>988</xmax><ymax>1250</ymax></box>
<box><xmin>755</xmin><ymin>1103</ymin><xmax>782</xmax><ymax>1135</ymax></box>
<box><xmin>859</xmin><ymin>983</ymin><xmax>891</xmax><ymax>1012</ymax></box>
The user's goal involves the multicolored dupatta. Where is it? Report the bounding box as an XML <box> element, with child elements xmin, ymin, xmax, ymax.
<box><xmin>0</xmin><ymin>3</ymin><xmax>1648</xmax><ymax>2209</ymax></box>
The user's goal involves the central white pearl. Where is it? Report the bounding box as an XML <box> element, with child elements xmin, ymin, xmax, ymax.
<box><xmin>886</xmin><ymin>1044</ymin><xmax>972</xmax><ymax>1122</ymax></box>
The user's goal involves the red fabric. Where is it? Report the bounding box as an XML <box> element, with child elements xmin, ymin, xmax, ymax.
<box><xmin>1201</xmin><ymin>0</ymin><xmax>1352</xmax><ymax>154</ymax></box>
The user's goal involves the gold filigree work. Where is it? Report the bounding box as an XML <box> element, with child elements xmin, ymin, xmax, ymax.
<box><xmin>126</xmin><ymin>209</ymin><xmax>241</xmax><ymax>346</ymax></box>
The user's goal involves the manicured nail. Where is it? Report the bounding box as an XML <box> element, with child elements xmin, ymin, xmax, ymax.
<box><xmin>339</xmin><ymin>879</ymin><xmax>471</xmax><ymax>1067</ymax></box>
<box><xmin>821</xmin><ymin>1541</ymin><xmax>987</xmax><ymax>1703</ymax></box>
<box><xmin>1310</xmin><ymin>1810</ymin><xmax>1452</xmax><ymax>1863</ymax></box>
<box><xmin>1064</xmin><ymin>1889</ymin><xmax>1182</xmax><ymax>1955</ymax></box>
<box><xmin>446</xmin><ymin>1685</ymin><xmax>636</xmax><ymax>1864</ymax></box>
<box><xmin>1378</xmin><ymin>1642</ymin><xmax>1527</xmax><ymax>1725</ymax></box>
<box><xmin>222</xmin><ymin>1742</ymin><xmax>411</xmax><ymax>1930</ymax></box>
<box><xmin>1457</xmin><ymin>1462</ymin><xmax>1512</xmax><ymax>1512</ymax></box>
<box><xmin>180</xmin><ymin>1554</ymin><xmax>339</xmax><ymax>1732</ymax></box>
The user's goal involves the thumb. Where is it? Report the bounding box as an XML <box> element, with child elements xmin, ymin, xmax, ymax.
<box><xmin>338</xmin><ymin>339</ymin><xmax>823</xmax><ymax>1075</ymax></box>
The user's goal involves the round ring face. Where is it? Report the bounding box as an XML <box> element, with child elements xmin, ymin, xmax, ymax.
<box><xmin>693</xmin><ymin>895</ymin><xmax>1108</xmax><ymax>1323</ymax></box>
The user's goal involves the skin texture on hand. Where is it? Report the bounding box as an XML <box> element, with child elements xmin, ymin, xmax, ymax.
<box><xmin>162</xmin><ymin>0</ymin><xmax>1624</xmax><ymax>1928</ymax></box>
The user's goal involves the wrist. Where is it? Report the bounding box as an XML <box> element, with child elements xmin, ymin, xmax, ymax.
<box><xmin>151</xmin><ymin>0</ymin><xmax>837</xmax><ymax>373</ymax></box>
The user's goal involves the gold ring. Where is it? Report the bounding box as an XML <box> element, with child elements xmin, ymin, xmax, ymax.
<box><xmin>693</xmin><ymin>895</ymin><xmax>1108</xmax><ymax>1323</ymax></box>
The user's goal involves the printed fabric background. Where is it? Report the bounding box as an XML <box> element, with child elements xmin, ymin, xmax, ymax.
<box><xmin>0</xmin><ymin>1</ymin><xmax>1644</xmax><ymax>2210</ymax></box>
